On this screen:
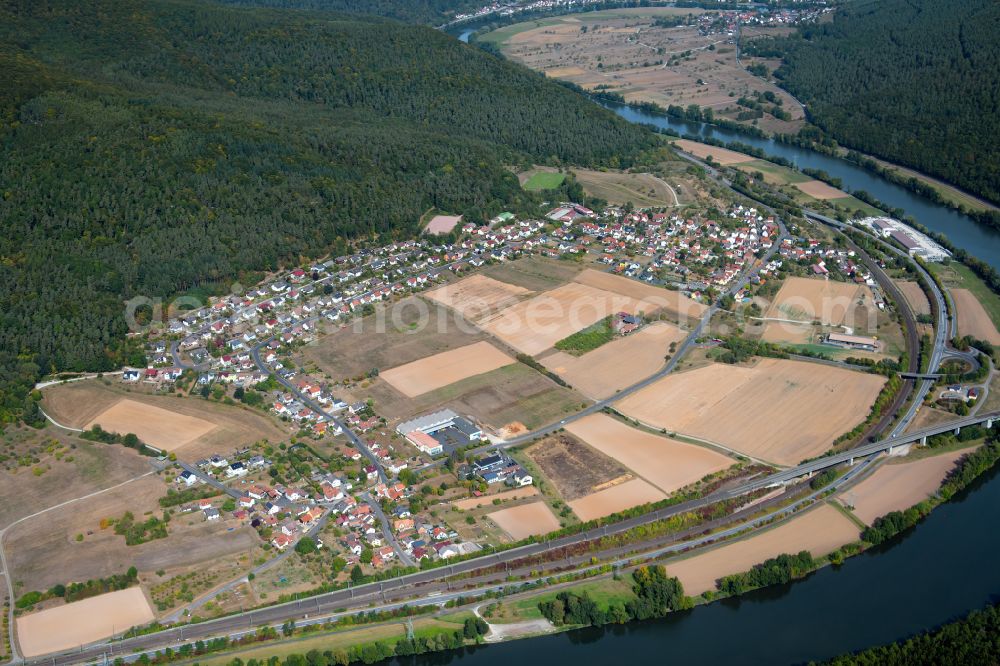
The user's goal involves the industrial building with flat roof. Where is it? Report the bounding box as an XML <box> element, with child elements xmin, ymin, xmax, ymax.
<box><xmin>823</xmin><ymin>332</ymin><xmax>879</xmax><ymax>352</ymax></box>
<box><xmin>398</xmin><ymin>408</ymin><xmax>484</xmax><ymax>457</ymax></box>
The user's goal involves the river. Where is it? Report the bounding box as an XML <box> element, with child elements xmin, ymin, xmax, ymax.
<box><xmin>423</xmin><ymin>25</ymin><xmax>1000</xmax><ymax>665</ymax></box>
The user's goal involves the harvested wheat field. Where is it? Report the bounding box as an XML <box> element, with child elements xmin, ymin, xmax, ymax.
<box><xmin>565</xmin><ymin>414</ymin><xmax>732</xmax><ymax>494</ymax></box>
<box><xmin>487</xmin><ymin>500</ymin><xmax>562</xmax><ymax>540</ymax></box>
<box><xmin>423</xmin><ymin>274</ymin><xmax>531</xmax><ymax>322</ymax></box>
<box><xmin>794</xmin><ymin>180</ymin><xmax>847</xmax><ymax>200</ymax></box>
<box><xmin>568</xmin><ymin>478</ymin><xmax>666</xmax><ymax>521</ymax></box>
<box><xmin>838</xmin><ymin>448</ymin><xmax>973</xmax><ymax>525</ymax></box>
<box><xmin>617</xmin><ymin>358</ymin><xmax>886</xmax><ymax>466</ymax></box>
<box><xmin>665</xmin><ymin>504</ymin><xmax>859</xmax><ymax>595</ymax></box>
<box><xmin>766</xmin><ymin>276</ymin><xmax>872</xmax><ymax>327</ymax></box>
<box><xmin>760</xmin><ymin>320</ymin><xmax>814</xmax><ymax>345</ymax></box>
<box><xmin>894</xmin><ymin>280</ymin><xmax>932</xmax><ymax>316</ymax></box>
<box><xmin>42</xmin><ymin>381</ymin><xmax>287</xmax><ymax>460</ymax></box>
<box><xmin>540</xmin><ymin>322</ymin><xmax>686</xmax><ymax>399</ymax></box>
<box><xmin>17</xmin><ymin>587</ymin><xmax>154</xmax><ymax>657</ymax></box>
<box><xmin>451</xmin><ymin>486</ymin><xmax>539</xmax><ymax>511</ymax></box>
<box><xmin>952</xmin><ymin>288</ymin><xmax>1000</xmax><ymax>345</ymax></box>
<box><xmin>673</xmin><ymin>140</ymin><xmax>753</xmax><ymax>166</ymax></box>
<box><xmin>573</xmin><ymin>269</ymin><xmax>706</xmax><ymax>321</ymax></box>
<box><xmin>380</xmin><ymin>341</ymin><xmax>515</xmax><ymax>397</ymax></box>
<box><xmin>86</xmin><ymin>399</ymin><xmax>215</xmax><ymax>450</ymax></box>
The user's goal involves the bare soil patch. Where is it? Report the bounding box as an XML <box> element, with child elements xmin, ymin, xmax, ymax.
<box><xmin>43</xmin><ymin>381</ymin><xmax>287</xmax><ymax>460</ymax></box>
<box><xmin>664</xmin><ymin>504</ymin><xmax>859</xmax><ymax>595</ymax></box>
<box><xmin>422</xmin><ymin>274</ymin><xmax>532</xmax><ymax>323</ymax></box>
<box><xmin>540</xmin><ymin>322</ymin><xmax>686</xmax><ymax>399</ymax></box>
<box><xmin>565</xmin><ymin>414</ymin><xmax>732</xmax><ymax>494</ymax></box>
<box><xmin>793</xmin><ymin>179</ymin><xmax>847</xmax><ymax>200</ymax></box>
<box><xmin>894</xmin><ymin>280</ymin><xmax>932</xmax><ymax>316</ymax></box>
<box><xmin>17</xmin><ymin>587</ymin><xmax>154</xmax><ymax>657</ymax></box>
<box><xmin>86</xmin><ymin>399</ymin><xmax>216</xmax><ymax>451</ymax></box>
<box><xmin>568</xmin><ymin>478</ymin><xmax>666</xmax><ymax>521</ymax></box>
<box><xmin>617</xmin><ymin>358</ymin><xmax>886</xmax><ymax>466</ymax></box>
<box><xmin>766</xmin><ymin>276</ymin><xmax>872</xmax><ymax>327</ymax></box>
<box><xmin>673</xmin><ymin>140</ymin><xmax>754</xmax><ymax>165</ymax></box>
<box><xmin>952</xmin><ymin>288</ymin><xmax>1000</xmax><ymax>345</ymax></box>
<box><xmin>838</xmin><ymin>448</ymin><xmax>973</xmax><ymax>525</ymax></box>
<box><xmin>486</xmin><ymin>501</ymin><xmax>561</xmax><ymax>540</ymax></box>
<box><xmin>526</xmin><ymin>433</ymin><xmax>630</xmax><ymax>501</ymax></box>
<box><xmin>380</xmin><ymin>341</ymin><xmax>516</xmax><ymax>397</ymax></box>
<box><xmin>425</xmin><ymin>214</ymin><xmax>462</xmax><ymax>235</ymax></box>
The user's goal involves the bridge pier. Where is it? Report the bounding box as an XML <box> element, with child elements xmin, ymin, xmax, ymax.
<box><xmin>987</xmin><ymin>418</ymin><xmax>993</xmax><ymax>429</ymax></box>
<box><xmin>954</xmin><ymin>427</ymin><xmax>961</xmax><ymax>436</ymax></box>
<box><xmin>887</xmin><ymin>445</ymin><xmax>893</xmax><ymax>455</ymax></box>
<box><xmin>921</xmin><ymin>435</ymin><xmax>927</xmax><ymax>446</ymax></box>
<box><xmin>848</xmin><ymin>457</ymin><xmax>854</xmax><ymax>466</ymax></box>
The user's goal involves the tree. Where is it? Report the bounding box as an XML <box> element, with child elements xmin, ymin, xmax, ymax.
<box><xmin>295</xmin><ymin>537</ymin><xmax>317</xmax><ymax>555</ymax></box>
<box><xmin>350</xmin><ymin>565</ymin><xmax>365</xmax><ymax>584</ymax></box>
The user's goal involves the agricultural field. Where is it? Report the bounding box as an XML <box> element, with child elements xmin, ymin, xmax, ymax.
<box><xmin>524</xmin><ymin>432</ymin><xmax>631</xmax><ymax>501</ymax></box>
<box><xmin>564</xmin><ymin>414</ymin><xmax>733</xmax><ymax>495</ymax></box>
<box><xmin>422</xmin><ymin>274</ymin><xmax>532</xmax><ymax>324</ymax></box>
<box><xmin>379</xmin><ymin>341</ymin><xmax>516</xmax><ymax>397</ymax></box>
<box><xmin>793</xmin><ymin>180</ymin><xmax>847</xmax><ymax>200</ymax></box>
<box><xmin>567</xmin><ymin>478</ymin><xmax>666</xmax><ymax>521</ymax></box>
<box><xmin>664</xmin><ymin>503</ymin><xmax>859</xmax><ymax>595</ymax></box>
<box><xmin>482</xmin><ymin>255</ymin><xmax>584</xmax><ymax>292</ymax></box>
<box><xmin>894</xmin><ymin>280</ymin><xmax>932</xmax><ymax>316</ymax></box>
<box><xmin>617</xmin><ymin>358</ymin><xmax>887</xmax><ymax>466</ymax></box>
<box><xmin>931</xmin><ymin>261</ymin><xmax>1000</xmax><ymax>339</ymax></box>
<box><xmin>16</xmin><ymin>587</ymin><xmax>154</xmax><ymax>657</ymax></box>
<box><xmin>362</xmin><ymin>362</ymin><xmax>586</xmax><ymax>434</ymax></box>
<box><xmin>301</xmin><ymin>296</ymin><xmax>492</xmax><ymax>380</ymax></box>
<box><xmin>673</xmin><ymin>139</ymin><xmax>753</xmax><ymax>166</ymax></box>
<box><xmin>486</xmin><ymin>500</ymin><xmax>562</xmax><ymax>540</ymax></box>
<box><xmin>837</xmin><ymin>447</ymin><xmax>975</xmax><ymax>525</ymax></box>
<box><xmin>486</xmin><ymin>10</ymin><xmax>803</xmax><ymax>134</ymax></box>
<box><xmin>764</xmin><ymin>276</ymin><xmax>874</xmax><ymax>329</ymax></box>
<box><xmin>5</xmin><ymin>472</ymin><xmax>259</xmax><ymax>595</ymax></box>
<box><xmin>570</xmin><ymin>168</ymin><xmax>680</xmax><ymax>207</ymax></box>
<box><xmin>952</xmin><ymin>288</ymin><xmax>1000</xmax><ymax>345</ymax></box>
<box><xmin>540</xmin><ymin>321</ymin><xmax>687</xmax><ymax>399</ymax></box>
<box><xmin>41</xmin><ymin>381</ymin><xmax>287</xmax><ymax>460</ymax></box>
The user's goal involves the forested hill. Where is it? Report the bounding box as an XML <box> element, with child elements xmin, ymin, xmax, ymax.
<box><xmin>751</xmin><ymin>0</ymin><xmax>1000</xmax><ymax>205</ymax></box>
<box><xmin>211</xmin><ymin>0</ymin><xmax>484</xmax><ymax>25</ymax></box>
<box><xmin>0</xmin><ymin>0</ymin><xmax>659</xmax><ymax>424</ymax></box>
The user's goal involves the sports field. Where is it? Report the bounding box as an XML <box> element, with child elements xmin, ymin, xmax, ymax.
<box><xmin>664</xmin><ymin>504</ymin><xmax>859</xmax><ymax>595</ymax></box>
<box><xmin>522</xmin><ymin>171</ymin><xmax>566</xmax><ymax>191</ymax></box>
<box><xmin>17</xmin><ymin>587</ymin><xmax>154</xmax><ymax>657</ymax></box>
<box><xmin>486</xmin><ymin>501</ymin><xmax>561</xmax><ymax>540</ymax></box>
<box><xmin>565</xmin><ymin>414</ymin><xmax>732</xmax><ymax>494</ymax></box>
<box><xmin>380</xmin><ymin>341</ymin><xmax>515</xmax><ymax>397</ymax></box>
<box><xmin>540</xmin><ymin>322</ymin><xmax>686</xmax><ymax>399</ymax></box>
<box><xmin>617</xmin><ymin>358</ymin><xmax>886</xmax><ymax>466</ymax></box>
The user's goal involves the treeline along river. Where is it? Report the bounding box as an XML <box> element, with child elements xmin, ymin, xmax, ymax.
<box><xmin>431</xmin><ymin>27</ymin><xmax>1000</xmax><ymax>664</ymax></box>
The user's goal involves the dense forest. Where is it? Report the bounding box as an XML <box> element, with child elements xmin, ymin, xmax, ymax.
<box><xmin>818</xmin><ymin>603</ymin><xmax>1000</xmax><ymax>665</ymax></box>
<box><xmin>0</xmin><ymin>0</ymin><xmax>661</xmax><ymax>424</ymax></box>
<box><xmin>748</xmin><ymin>0</ymin><xmax>1000</xmax><ymax>205</ymax></box>
<box><xmin>213</xmin><ymin>0</ymin><xmax>484</xmax><ymax>25</ymax></box>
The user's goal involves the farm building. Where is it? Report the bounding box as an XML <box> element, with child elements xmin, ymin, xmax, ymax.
<box><xmin>823</xmin><ymin>332</ymin><xmax>878</xmax><ymax>352</ymax></box>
